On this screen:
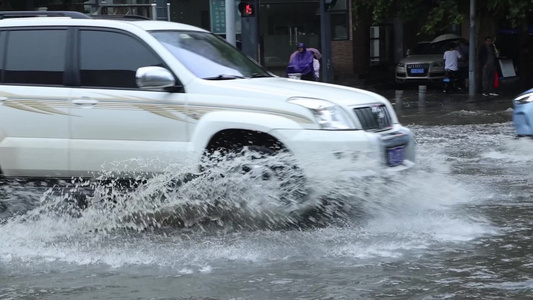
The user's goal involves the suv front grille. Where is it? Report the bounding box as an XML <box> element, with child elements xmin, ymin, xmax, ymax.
<box><xmin>353</xmin><ymin>105</ymin><xmax>393</xmax><ymax>131</ymax></box>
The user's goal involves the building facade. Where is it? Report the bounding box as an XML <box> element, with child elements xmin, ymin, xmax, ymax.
<box><xmin>166</xmin><ymin>0</ymin><xmax>355</xmax><ymax>78</ymax></box>
<box><xmin>16</xmin><ymin>0</ymin><xmax>402</xmax><ymax>81</ymax></box>
<box><xmin>12</xmin><ymin>0</ymin><xmax>533</xmax><ymax>88</ymax></box>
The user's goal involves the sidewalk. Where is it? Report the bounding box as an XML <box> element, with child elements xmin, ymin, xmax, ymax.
<box><xmin>333</xmin><ymin>75</ymin><xmax>523</xmax><ymax>125</ymax></box>
<box><xmin>334</xmin><ymin>75</ymin><xmax>524</xmax><ymax>107</ymax></box>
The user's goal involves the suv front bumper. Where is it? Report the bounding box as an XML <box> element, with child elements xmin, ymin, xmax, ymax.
<box><xmin>396</xmin><ymin>65</ymin><xmax>445</xmax><ymax>83</ymax></box>
<box><xmin>270</xmin><ymin>125</ymin><xmax>416</xmax><ymax>180</ymax></box>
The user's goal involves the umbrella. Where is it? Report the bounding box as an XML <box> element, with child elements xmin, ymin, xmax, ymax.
<box><xmin>289</xmin><ymin>47</ymin><xmax>322</xmax><ymax>61</ymax></box>
<box><xmin>431</xmin><ymin>33</ymin><xmax>461</xmax><ymax>43</ymax></box>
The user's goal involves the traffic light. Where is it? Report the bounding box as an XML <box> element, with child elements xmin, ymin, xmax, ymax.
<box><xmin>238</xmin><ymin>1</ymin><xmax>254</xmax><ymax>17</ymax></box>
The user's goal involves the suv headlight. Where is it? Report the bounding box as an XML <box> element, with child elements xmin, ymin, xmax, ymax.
<box><xmin>397</xmin><ymin>62</ymin><xmax>405</xmax><ymax>67</ymax></box>
<box><xmin>288</xmin><ymin>97</ymin><xmax>353</xmax><ymax>129</ymax></box>
<box><xmin>515</xmin><ymin>93</ymin><xmax>533</xmax><ymax>104</ymax></box>
<box><xmin>432</xmin><ymin>61</ymin><xmax>444</xmax><ymax>67</ymax></box>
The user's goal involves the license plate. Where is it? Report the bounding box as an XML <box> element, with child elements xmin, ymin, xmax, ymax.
<box><xmin>443</xmin><ymin>78</ymin><xmax>451</xmax><ymax>82</ymax></box>
<box><xmin>387</xmin><ymin>146</ymin><xmax>405</xmax><ymax>166</ymax></box>
<box><xmin>411</xmin><ymin>68</ymin><xmax>424</xmax><ymax>74</ymax></box>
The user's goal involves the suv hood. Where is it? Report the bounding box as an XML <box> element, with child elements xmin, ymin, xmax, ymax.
<box><xmin>400</xmin><ymin>54</ymin><xmax>443</xmax><ymax>64</ymax></box>
<box><xmin>188</xmin><ymin>77</ymin><xmax>389</xmax><ymax>107</ymax></box>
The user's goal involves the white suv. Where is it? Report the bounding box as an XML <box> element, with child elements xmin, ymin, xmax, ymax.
<box><xmin>0</xmin><ymin>12</ymin><xmax>415</xmax><ymax>185</ymax></box>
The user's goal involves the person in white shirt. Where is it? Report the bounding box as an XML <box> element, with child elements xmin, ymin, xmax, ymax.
<box><xmin>313</xmin><ymin>54</ymin><xmax>320</xmax><ymax>80</ymax></box>
<box><xmin>443</xmin><ymin>42</ymin><xmax>462</xmax><ymax>71</ymax></box>
<box><xmin>443</xmin><ymin>42</ymin><xmax>462</xmax><ymax>92</ymax></box>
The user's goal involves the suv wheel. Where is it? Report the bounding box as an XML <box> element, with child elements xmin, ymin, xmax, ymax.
<box><xmin>201</xmin><ymin>145</ymin><xmax>308</xmax><ymax>207</ymax></box>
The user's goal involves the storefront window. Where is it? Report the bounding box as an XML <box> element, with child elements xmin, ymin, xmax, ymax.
<box><xmin>370</xmin><ymin>25</ymin><xmax>393</xmax><ymax>65</ymax></box>
<box><xmin>331</xmin><ymin>13</ymin><xmax>348</xmax><ymax>40</ymax></box>
<box><xmin>328</xmin><ymin>0</ymin><xmax>347</xmax><ymax>11</ymax></box>
<box><xmin>329</xmin><ymin>0</ymin><xmax>348</xmax><ymax>40</ymax></box>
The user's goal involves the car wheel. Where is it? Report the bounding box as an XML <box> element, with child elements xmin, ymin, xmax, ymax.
<box><xmin>202</xmin><ymin>145</ymin><xmax>308</xmax><ymax>207</ymax></box>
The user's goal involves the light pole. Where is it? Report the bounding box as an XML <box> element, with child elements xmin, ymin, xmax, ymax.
<box><xmin>320</xmin><ymin>0</ymin><xmax>333</xmax><ymax>83</ymax></box>
<box><xmin>226</xmin><ymin>0</ymin><xmax>236</xmax><ymax>46</ymax></box>
<box><xmin>468</xmin><ymin>0</ymin><xmax>476</xmax><ymax>96</ymax></box>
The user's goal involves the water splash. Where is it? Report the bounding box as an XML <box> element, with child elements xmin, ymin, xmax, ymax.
<box><xmin>0</xmin><ymin>132</ymin><xmax>498</xmax><ymax>267</ymax></box>
<box><xmin>0</xmin><ymin>142</ymin><xmax>486</xmax><ymax>233</ymax></box>
<box><xmin>1</xmin><ymin>150</ymin><xmax>325</xmax><ymax>235</ymax></box>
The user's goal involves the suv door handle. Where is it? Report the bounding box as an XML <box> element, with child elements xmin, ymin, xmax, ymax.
<box><xmin>0</xmin><ymin>96</ymin><xmax>6</xmax><ymax>105</ymax></box>
<box><xmin>72</xmin><ymin>98</ymin><xmax>98</xmax><ymax>108</ymax></box>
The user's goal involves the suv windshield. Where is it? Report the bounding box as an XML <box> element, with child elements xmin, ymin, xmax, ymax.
<box><xmin>150</xmin><ymin>30</ymin><xmax>270</xmax><ymax>80</ymax></box>
<box><xmin>410</xmin><ymin>40</ymin><xmax>453</xmax><ymax>55</ymax></box>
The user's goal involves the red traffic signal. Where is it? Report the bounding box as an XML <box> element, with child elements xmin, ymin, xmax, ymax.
<box><xmin>238</xmin><ymin>1</ymin><xmax>254</xmax><ymax>17</ymax></box>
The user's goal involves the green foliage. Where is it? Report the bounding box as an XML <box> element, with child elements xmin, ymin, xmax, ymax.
<box><xmin>353</xmin><ymin>0</ymin><xmax>533</xmax><ymax>35</ymax></box>
<box><xmin>421</xmin><ymin>0</ymin><xmax>464</xmax><ymax>34</ymax></box>
<box><xmin>500</xmin><ymin>0</ymin><xmax>533</xmax><ymax>28</ymax></box>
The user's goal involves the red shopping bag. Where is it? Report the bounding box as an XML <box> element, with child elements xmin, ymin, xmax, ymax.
<box><xmin>494</xmin><ymin>71</ymin><xmax>500</xmax><ymax>89</ymax></box>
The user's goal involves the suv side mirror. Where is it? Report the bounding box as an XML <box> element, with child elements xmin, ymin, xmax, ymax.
<box><xmin>136</xmin><ymin>66</ymin><xmax>176</xmax><ymax>90</ymax></box>
<box><xmin>406</xmin><ymin>49</ymin><xmax>412</xmax><ymax>56</ymax></box>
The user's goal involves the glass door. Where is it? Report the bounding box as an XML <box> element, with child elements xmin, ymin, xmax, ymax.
<box><xmin>259</xmin><ymin>1</ymin><xmax>321</xmax><ymax>76</ymax></box>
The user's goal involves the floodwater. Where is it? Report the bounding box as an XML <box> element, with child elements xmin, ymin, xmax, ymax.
<box><xmin>1</xmin><ymin>96</ymin><xmax>532</xmax><ymax>299</ymax></box>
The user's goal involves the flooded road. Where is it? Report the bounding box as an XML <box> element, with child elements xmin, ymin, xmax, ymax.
<box><xmin>1</xmin><ymin>98</ymin><xmax>533</xmax><ymax>299</ymax></box>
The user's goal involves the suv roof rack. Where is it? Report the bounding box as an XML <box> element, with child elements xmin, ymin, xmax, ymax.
<box><xmin>0</xmin><ymin>11</ymin><xmax>90</xmax><ymax>20</ymax></box>
<box><xmin>90</xmin><ymin>14</ymin><xmax>151</xmax><ymax>21</ymax></box>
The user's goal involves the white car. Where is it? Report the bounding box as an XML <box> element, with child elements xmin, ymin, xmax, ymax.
<box><xmin>0</xmin><ymin>12</ymin><xmax>415</xmax><ymax>188</ymax></box>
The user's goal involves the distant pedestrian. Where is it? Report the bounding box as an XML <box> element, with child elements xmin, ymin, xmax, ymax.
<box><xmin>313</xmin><ymin>54</ymin><xmax>320</xmax><ymax>81</ymax></box>
<box><xmin>286</xmin><ymin>42</ymin><xmax>316</xmax><ymax>81</ymax></box>
<box><xmin>478</xmin><ymin>36</ymin><xmax>499</xmax><ymax>96</ymax></box>
<box><xmin>443</xmin><ymin>42</ymin><xmax>462</xmax><ymax>92</ymax></box>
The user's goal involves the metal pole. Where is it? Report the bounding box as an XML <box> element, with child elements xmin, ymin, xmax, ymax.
<box><xmin>468</xmin><ymin>0</ymin><xmax>476</xmax><ymax>96</ymax></box>
<box><xmin>151</xmin><ymin>3</ymin><xmax>157</xmax><ymax>20</ymax></box>
<box><xmin>320</xmin><ymin>0</ymin><xmax>333</xmax><ymax>83</ymax></box>
<box><xmin>225</xmin><ymin>0</ymin><xmax>236</xmax><ymax>46</ymax></box>
<box><xmin>418</xmin><ymin>85</ymin><xmax>426</xmax><ymax>107</ymax></box>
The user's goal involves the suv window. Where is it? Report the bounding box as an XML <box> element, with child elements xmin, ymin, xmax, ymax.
<box><xmin>411</xmin><ymin>40</ymin><xmax>453</xmax><ymax>55</ymax></box>
<box><xmin>4</xmin><ymin>29</ymin><xmax>67</xmax><ymax>85</ymax></box>
<box><xmin>410</xmin><ymin>42</ymin><xmax>432</xmax><ymax>55</ymax></box>
<box><xmin>151</xmin><ymin>31</ymin><xmax>269</xmax><ymax>79</ymax></box>
<box><xmin>79</xmin><ymin>30</ymin><xmax>163</xmax><ymax>88</ymax></box>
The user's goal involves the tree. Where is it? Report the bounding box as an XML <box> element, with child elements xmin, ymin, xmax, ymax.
<box><xmin>353</xmin><ymin>0</ymin><xmax>533</xmax><ymax>35</ymax></box>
